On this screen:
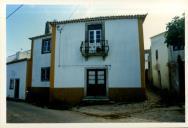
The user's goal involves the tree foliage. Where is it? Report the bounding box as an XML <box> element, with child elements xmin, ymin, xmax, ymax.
<box><xmin>165</xmin><ymin>15</ymin><xmax>185</xmax><ymax>47</ymax></box>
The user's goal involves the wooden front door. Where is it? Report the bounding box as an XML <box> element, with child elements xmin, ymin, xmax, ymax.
<box><xmin>14</xmin><ymin>79</ymin><xmax>20</xmax><ymax>99</ymax></box>
<box><xmin>87</xmin><ymin>69</ymin><xmax>106</xmax><ymax>96</ymax></box>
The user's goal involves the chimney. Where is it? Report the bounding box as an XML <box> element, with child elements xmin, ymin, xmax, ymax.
<box><xmin>16</xmin><ymin>51</ymin><xmax>21</xmax><ymax>60</ymax></box>
<box><xmin>45</xmin><ymin>21</ymin><xmax>51</xmax><ymax>34</ymax></box>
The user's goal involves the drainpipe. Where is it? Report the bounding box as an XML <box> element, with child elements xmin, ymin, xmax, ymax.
<box><xmin>57</xmin><ymin>25</ymin><xmax>63</xmax><ymax>67</ymax></box>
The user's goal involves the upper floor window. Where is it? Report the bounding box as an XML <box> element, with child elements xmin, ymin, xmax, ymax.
<box><xmin>80</xmin><ymin>22</ymin><xmax>109</xmax><ymax>58</ymax></box>
<box><xmin>88</xmin><ymin>24</ymin><xmax>102</xmax><ymax>43</ymax></box>
<box><xmin>42</xmin><ymin>38</ymin><xmax>51</xmax><ymax>54</ymax></box>
<box><xmin>41</xmin><ymin>67</ymin><xmax>50</xmax><ymax>81</ymax></box>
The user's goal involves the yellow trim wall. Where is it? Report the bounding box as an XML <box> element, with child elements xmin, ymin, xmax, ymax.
<box><xmin>138</xmin><ymin>19</ymin><xmax>145</xmax><ymax>88</ymax></box>
<box><xmin>50</xmin><ymin>24</ymin><xmax>56</xmax><ymax>102</ymax></box>
<box><xmin>25</xmin><ymin>59</ymin><xmax>32</xmax><ymax>98</ymax></box>
<box><xmin>47</xmin><ymin>18</ymin><xmax>146</xmax><ymax>104</ymax></box>
<box><xmin>26</xmin><ymin>40</ymin><xmax>34</xmax><ymax>98</ymax></box>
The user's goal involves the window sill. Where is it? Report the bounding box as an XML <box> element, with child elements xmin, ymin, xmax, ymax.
<box><xmin>41</xmin><ymin>52</ymin><xmax>51</xmax><ymax>54</ymax></box>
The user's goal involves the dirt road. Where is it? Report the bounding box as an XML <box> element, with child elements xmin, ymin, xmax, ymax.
<box><xmin>7</xmin><ymin>89</ymin><xmax>185</xmax><ymax>123</ymax></box>
<box><xmin>7</xmin><ymin>101</ymin><xmax>108</xmax><ymax>123</ymax></box>
<box><xmin>7</xmin><ymin>101</ymin><xmax>184</xmax><ymax>123</ymax></box>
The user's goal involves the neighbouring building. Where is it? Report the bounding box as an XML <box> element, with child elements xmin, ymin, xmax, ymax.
<box><xmin>28</xmin><ymin>15</ymin><xmax>147</xmax><ymax>105</ymax></box>
<box><xmin>144</xmin><ymin>49</ymin><xmax>150</xmax><ymax>85</ymax></box>
<box><xmin>7</xmin><ymin>50</ymin><xmax>31</xmax><ymax>100</ymax></box>
<box><xmin>150</xmin><ymin>32</ymin><xmax>184</xmax><ymax>98</ymax></box>
<box><xmin>150</xmin><ymin>32</ymin><xmax>170</xmax><ymax>90</ymax></box>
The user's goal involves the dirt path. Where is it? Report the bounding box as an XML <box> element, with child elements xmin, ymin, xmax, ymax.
<box><xmin>7</xmin><ymin>101</ymin><xmax>107</xmax><ymax>123</ymax></box>
<box><xmin>72</xmin><ymin>89</ymin><xmax>185</xmax><ymax>122</ymax></box>
<box><xmin>7</xmin><ymin>89</ymin><xmax>185</xmax><ymax>122</ymax></box>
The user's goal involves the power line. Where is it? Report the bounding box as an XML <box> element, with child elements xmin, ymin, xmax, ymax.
<box><xmin>6</xmin><ymin>5</ymin><xmax>23</xmax><ymax>19</ymax></box>
<box><xmin>7</xmin><ymin>49</ymin><xmax>18</xmax><ymax>52</ymax></box>
<box><xmin>68</xmin><ymin>5</ymin><xmax>80</xmax><ymax>19</ymax></box>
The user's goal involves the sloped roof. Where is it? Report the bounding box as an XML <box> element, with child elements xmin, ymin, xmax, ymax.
<box><xmin>7</xmin><ymin>58</ymin><xmax>29</xmax><ymax>65</ymax></box>
<box><xmin>49</xmin><ymin>14</ymin><xmax>147</xmax><ymax>25</ymax></box>
<box><xmin>29</xmin><ymin>33</ymin><xmax>51</xmax><ymax>40</ymax></box>
<box><xmin>150</xmin><ymin>31</ymin><xmax>166</xmax><ymax>39</ymax></box>
<box><xmin>7</xmin><ymin>50</ymin><xmax>31</xmax><ymax>64</ymax></box>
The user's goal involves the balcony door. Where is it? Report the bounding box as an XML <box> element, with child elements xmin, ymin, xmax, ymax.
<box><xmin>86</xmin><ymin>69</ymin><xmax>106</xmax><ymax>96</ymax></box>
<box><xmin>89</xmin><ymin>29</ymin><xmax>101</xmax><ymax>53</ymax></box>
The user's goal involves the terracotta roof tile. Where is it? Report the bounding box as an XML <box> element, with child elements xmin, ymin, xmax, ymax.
<box><xmin>49</xmin><ymin>14</ymin><xmax>147</xmax><ymax>25</ymax></box>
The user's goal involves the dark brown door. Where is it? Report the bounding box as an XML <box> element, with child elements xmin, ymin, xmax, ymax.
<box><xmin>14</xmin><ymin>79</ymin><xmax>20</xmax><ymax>99</ymax></box>
<box><xmin>87</xmin><ymin>69</ymin><xmax>106</xmax><ymax>96</ymax></box>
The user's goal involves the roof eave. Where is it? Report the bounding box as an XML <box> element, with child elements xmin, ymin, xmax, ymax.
<box><xmin>49</xmin><ymin>14</ymin><xmax>148</xmax><ymax>25</ymax></box>
<box><xmin>29</xmin><ymin>33</ymin><xmax>52</xmax><ymax>40</ymax></box>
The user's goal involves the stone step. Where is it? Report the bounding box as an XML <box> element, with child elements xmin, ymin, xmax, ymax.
<box><xmin>80</xmin><ymin>96</ymin><xmax>114</xmax><ymax>106</ymax></box>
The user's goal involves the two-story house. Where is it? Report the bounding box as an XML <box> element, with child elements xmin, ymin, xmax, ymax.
<box><xmin>28</xmin><ymin>15</ymin><xmax>147</xmax><ymax>105</ymax></box>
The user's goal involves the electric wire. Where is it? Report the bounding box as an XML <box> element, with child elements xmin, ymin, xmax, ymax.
<box><xmin>6</xmin><ymin>5</ymin><xmax>23</xmax><ymax>19</ymax></box>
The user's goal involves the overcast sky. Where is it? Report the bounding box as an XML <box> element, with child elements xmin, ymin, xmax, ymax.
<box><xmin>6</xmin><ymin>0</ymin><xmax>186</xmax><ymax>56</ymax></box>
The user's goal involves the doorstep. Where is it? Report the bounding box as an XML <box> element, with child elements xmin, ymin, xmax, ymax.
<box><xmin>83</xmin><ymin>96</ymin><xmax>109</xmax><ymax>101</ymax></box>
<box><xmin>81</xmin><ymin>96</ymin><xmax>111</xmax><ymax>105</ymax></box>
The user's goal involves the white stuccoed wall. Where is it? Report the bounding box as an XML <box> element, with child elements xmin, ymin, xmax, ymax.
<box><xmin>168</xmin><ymin>46</ymin><xmax>184</xmax><ymax>62</ymax></box>
<box><xmin>32</xmin><ymin>36</ymin><xmax>51</xmax><ymax>87</ymax></box>
<box><xmin>145</xmin><ymin>53</ymin><xmax>149</xmax><ymax>69</ymax></box>
<box><xmin>7</xmin><ymin>61</ymin><xmax>27</xmax><ymax>99</ymax></box>
<box><xmin>54</xmin><ymin>19</ymin><xmax>141</xmax><ymax>88</ymax></box>
<box><xmin>151</xmin><ymin>33</ymin><xmax>170</xmax><ymax>89</ymax></box>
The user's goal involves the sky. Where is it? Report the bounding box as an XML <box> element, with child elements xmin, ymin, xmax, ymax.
<box><xmin>6</xmin><ymin>0</ymin><xmax>187</xmax><ymax>56</ymax></box>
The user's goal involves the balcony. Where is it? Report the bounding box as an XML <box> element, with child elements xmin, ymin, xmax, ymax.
<box><xmin>80</xmin><ymin>40</ymin><xmax>109</xmax><ymax>59</ymax></box>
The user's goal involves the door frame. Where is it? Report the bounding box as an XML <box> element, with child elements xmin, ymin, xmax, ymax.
<box><xmin>84</xmin><ymin>67</ymin><xmax>108</xmax><ymax>97</ymax></box>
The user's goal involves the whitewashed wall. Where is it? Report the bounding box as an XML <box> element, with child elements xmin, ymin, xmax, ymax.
<box><xmin>145</xmin><ymin>53</ymin><xmax>149</xmax><ymax>69</ymax></box>
<box><xmin>151</xmin><ymin>33</ymin><xmax>170</xmax><ymax>89</ymax></box>
<box><xmin>32</xmin><ymin>36</ymin><xmax>51</xmax><ymax>87</ymax></box>
<box><xmin>168</xmin><ymin>46</ymin><xmax>184</xmax><ymax>62</ymax></box>
<box><xmin>54</xmin><ymin>19</ymin><xmax>141</xmax><ymax>88</ymax></box>
<box><xmin>7</xmin><ymin>61</ymin><xmax>27</xmax><ymax>99</ymax></box>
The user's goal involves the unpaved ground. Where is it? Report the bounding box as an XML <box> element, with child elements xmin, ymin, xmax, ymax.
<box><xmin>7</xmin><ymin>89</ymin><xmax>185</xmax><ymax>123</ymax></box>
<box><xmin>7</xmin><ymin>101</ymin><xmax>108</xmax><ymax>123</ymax></box>
<box><xmin>72</xmin><ymin>89</ymin><xmax>185</xmax><ymax>122</ymax></box>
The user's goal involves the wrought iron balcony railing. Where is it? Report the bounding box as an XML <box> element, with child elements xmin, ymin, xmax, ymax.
<box><xmin>80</xmin><ymin>40</ymin><xmax>109</xmax><ymax>58</ymax></box>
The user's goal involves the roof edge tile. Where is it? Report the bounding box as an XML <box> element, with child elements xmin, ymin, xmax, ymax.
<box><xmin>49</xmin><ymin>14</ymin><xmax>147</xmax><ymax>25</ymax></box>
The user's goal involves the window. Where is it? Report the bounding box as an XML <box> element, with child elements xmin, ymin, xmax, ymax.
<box><xmin>9</xmin><ymin>79</ymin><xmax>14</xmax><ymax>89</ymax></box>
<box><xmin>42</xmin><ymin>38</ymin><xmax>51</xmax><ymax>54</ymax></box>
<box><xmin>96</xmin><ymin>30</ymin><xmax>101</xmax><ymax>43</ymax></box>
<box><xmin>89</xmin><ymin>30</ymin><xmax>101</xmax><ymax>43</ymax></box>
<box><xmin>89</xmin><ymin>31</ymin><xmax>94</xmax><ymax>43</ymax></box>
<box><xmin>87</xmin><ymin>69</ymin><xmax>106</xmax><ymax>85</ymax></box>
<box><xmin>155</xmin><ymin>50</ymin><xmax>158</xmax><ymax>60</ymax></box>
<box><xmin>41</xmin><ymin>67</ymin><xmax>50</xmax><ymax>81</ymax></box>
<box><xmin>87</xmin><ymin>24</ymin><xmax>102</xmax><ymax>43</ymax></box>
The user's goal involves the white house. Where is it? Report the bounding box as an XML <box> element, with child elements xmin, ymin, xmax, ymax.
<box><xmin>7</xmin><ymin>50</ymin><xmax>31</xmax><ymax>63</ymax></box>
<box><xmin>150</xmin><ymin>32</ymin><xmax>170</xmax><ymax>90</ymax></box>
<box><xmin>29</xmin><ymin>15</ymin><xmax>147</xmax><ymax>104</ymax></box>
<box><xmin>144</xmin><ymin>49</ymin><xmax>150</xmax><ymax>85</ymax></box>
<box><xmin>150</xmin><ymin>32</ymin><xmax>184</xmax><ymax>95</ymax></box>
<box><xmin>28</xmin><ymin>33</ymin><xmax>52</xmax><ymax>104</ymax></box>
<box><xmin>7</xmin><ymin>51</ymin><xmax>31</xmax><ymax>100</ymax></box>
